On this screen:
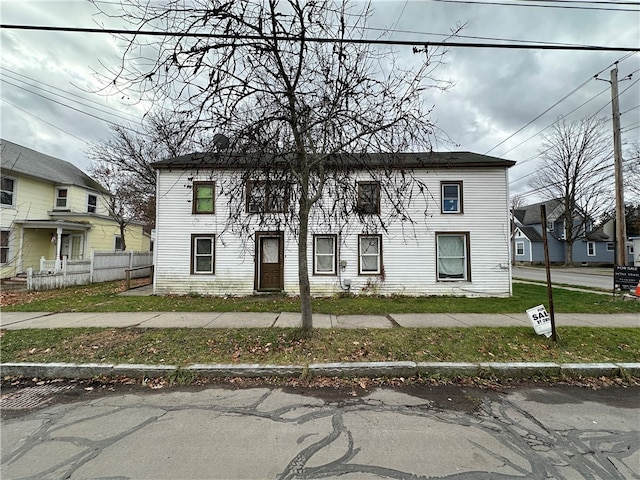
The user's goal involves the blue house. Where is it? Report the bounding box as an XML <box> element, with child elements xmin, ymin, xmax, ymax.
<box><xmin>512</xmin><ymin>199</ymin><xmax>614</xmax><ymax>265</ymax></box>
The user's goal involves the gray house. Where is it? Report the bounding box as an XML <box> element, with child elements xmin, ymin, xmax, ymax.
<box><xmin>512</xmin><ymin>199</ymin><xmax>614</xmax><ymax>265</ymax></box>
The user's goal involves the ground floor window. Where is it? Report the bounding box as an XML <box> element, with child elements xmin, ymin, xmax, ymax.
<box><xmin>515</xmin><ymin>241</ymin><xmax>525</xmax><ymax>256</ymax></box>
<box><xmin>359</xmin><ymin>234</ymin><xmax>382</xmax><ymax>274</ymax></box>
<box><xmin>1</xmin><ymin>230</ymin><xmax>9</xmax><ymax>264</ymax></box>
<box><xmin>114</xmin><ymin>235</ymin><xmax>123</xmax><ymax>251</ymax></box>
<box><xmin>313</xmin><ymin>234</ymin><xmax>337</xmax><ymax>275</ymax></box>
<box><xmin>192</xmin><ymin>234</ymin><xmax>215</xmax><ymax>274</ymax></box>
<box><xmin>437</xmin><ymin>232</ymin><xmax>470</xmax><ymax>281</ymax></box>
<box><xmin>587</xmin><ymin>241</ymin><xmax>596</xmax><ymax>257</ymax></box>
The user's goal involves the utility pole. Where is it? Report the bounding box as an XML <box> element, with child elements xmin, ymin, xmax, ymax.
<box><xmin>611</xmin><ymin>67</ymin><xmax>627</xmax><ymax>266</ymax></box>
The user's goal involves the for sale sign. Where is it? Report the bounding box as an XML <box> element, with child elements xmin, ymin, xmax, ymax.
<box><xmin>526</xmin><ymin>304</ymin><xmax>552</xmax><ymax>338</ymax></box>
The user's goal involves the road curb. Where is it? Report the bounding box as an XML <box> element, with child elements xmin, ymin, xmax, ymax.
<box><xmin>2</xmin><ymin>362</ymin><xmax>639</xmax><ymax>380</ymax></box>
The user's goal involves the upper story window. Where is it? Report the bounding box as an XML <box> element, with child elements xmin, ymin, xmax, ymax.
<box><xmin>55</xmin><ymin>188</ymin><xmax>68</xmax><ymax>209</ymax></box>
<box><xmin>357</xmin><ymin>181</ymin><xmax>380</xmax><ymax>214</ymax></box>
<box><xmin>87</xmin><ymin>194</ymin><xmax>97</xmax><ymax>213</ymax></box>
<box><xmin>246</xmin><ymin>181</ymin><xmax>287</xmax><ymax>213</ymax></box>
<box><xmin>1</xmin><ymin>176</ymin><xmax>15</xmax><ymax>207</ymax></box>
<box><xmin>441</xmin><ymin>181</ymin><xmax>463</xmax><ymax>214</ymax></box>
<box><xmin>193</xmin><ymin>181</ymin><xmax>215</xmax><ymax>214</ymax></box>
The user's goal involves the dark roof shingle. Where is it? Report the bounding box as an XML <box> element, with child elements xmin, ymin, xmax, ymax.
<box><xmin>1</xmin><ymin>139</ymin><xmax>107</xmax><ymax>193</ymax></box>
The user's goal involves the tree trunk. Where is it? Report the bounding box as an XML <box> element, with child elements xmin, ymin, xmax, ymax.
<box><xmin>298</xmin><ymin>204</ymin><xmax>313</xmax><ymax>331</ymax></box>
<box><xmin>120</xmin><ymin>224</ymin><xmax>127</xmax><ymax>251</ymax></box>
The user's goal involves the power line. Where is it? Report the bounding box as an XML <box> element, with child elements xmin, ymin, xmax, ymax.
<box><xmin>425</xmin><ymin>0</ymin><xmax>640</xmax><ymax>11</ymax></box>
<box><xmin>0</xmin><ymin>74</ymin><xmax>142</xmax><ymax>125</ymax></box>
<box><xmin>0</xmin><ymin>66</ymin><xmax>141</xmax><ymax>122</ymax></box>
<box><xmin>92</xmin><ymin>0</ymin><xmax>640</xmax><ymax>11</ymax></box>
<box><xmin>0</xmin><ymin>78</ymin><xmax>144</xmax><ymax>135</ymax></box>
<box><xmin>499</xmin><ymin>85</ymin><xmax>610</xmax><ymax>159</ymax></box>
<box><xmin>487</xmin><ymin>53</ymin><xmax>637</xmax><ymax>156</ymax></box>
<box><xmin>362</xmin><ymin>26</ymin><xmax>614</xmax><ymax>48</ymax></box>
<box><xmin>1</xmin><ymin>24</ymin><xmax>638</xmax><ymax>51</ymax></box>
<box><xmin>1</xmin><ymin>97</ymin><xmax>88</xmax><ymax>143</ymax></box>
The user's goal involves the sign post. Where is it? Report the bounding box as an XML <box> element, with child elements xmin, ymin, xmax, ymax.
<box><xmin>539</xmin><ymin>205</ymin><xmax>557</xmax><ymax>341</ymax></box>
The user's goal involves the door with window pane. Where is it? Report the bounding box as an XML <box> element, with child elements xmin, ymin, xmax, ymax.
<box><xmin>256</xmin><ymin>233</ymin><xmax>284</xmax><ymax>291</ymax></box>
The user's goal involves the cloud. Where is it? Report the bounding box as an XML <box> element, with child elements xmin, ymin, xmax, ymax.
<box><xmin>1</xmin><ymin>0</ymin><xmax>638</xmax><ymax>202</ymax></box>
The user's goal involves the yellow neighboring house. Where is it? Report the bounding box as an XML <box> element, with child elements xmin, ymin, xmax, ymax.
<box><xmin>1</xmin><ymin>139</ymin><xmax>150</xmax><ymax>279</ymax></box>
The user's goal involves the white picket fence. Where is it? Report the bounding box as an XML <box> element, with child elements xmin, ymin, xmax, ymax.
<box><xmin>27</xmin><ymin>251</ymin><xmax>153</xmax><ymax>292</ymax></box>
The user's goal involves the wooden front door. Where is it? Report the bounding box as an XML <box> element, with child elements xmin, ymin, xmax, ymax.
<box><xmin>256</xmin><ymin>233</ymin><xmax>284</xmax><ymax>291</ymax></box>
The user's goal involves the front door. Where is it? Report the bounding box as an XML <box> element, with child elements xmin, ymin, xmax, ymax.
<box><xmin>256</xmin><ymin>233</ymin><xmax>284</xmax><ymax>291</ymax></box>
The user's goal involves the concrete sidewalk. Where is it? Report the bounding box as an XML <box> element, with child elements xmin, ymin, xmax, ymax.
<box><xmin>1</xmin><ymin>311</ymin><xmax>638</xmax><ymax>381</ymax></box>
<box><xmin>1</xmin><ymin>311</ymin><xmax>638</xmax><ymax>329</ymax></box>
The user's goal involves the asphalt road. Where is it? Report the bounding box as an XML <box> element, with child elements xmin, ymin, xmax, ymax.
<box><xmin>512</xmin><ymin>266</ymin><xmax>615</xmax><ymax>291</ymax></box>
<box><xmin>2</xmin><ymin>383</ymin><xmax>638</xmax><ymax>479</ymax></box>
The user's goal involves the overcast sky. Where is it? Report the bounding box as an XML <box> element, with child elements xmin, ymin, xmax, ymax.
<box><xmin>1</xmin><ymin>0</ymin><xmax>638</xmax><ymax>203</ymax></box>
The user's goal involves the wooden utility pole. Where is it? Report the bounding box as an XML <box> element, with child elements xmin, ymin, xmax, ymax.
<box><xmin>540</xmin><ymin>204</ymin><xmax>557</xmax><ymax>342</ymax></box>
<box><xmin>611</xmin><ymin>67</ymin><xmax>627</xmax><ymax>266</ymax></box>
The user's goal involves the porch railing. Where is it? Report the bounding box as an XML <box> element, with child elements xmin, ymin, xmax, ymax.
<box><xmin>28</xmin><ymin>251</ymin><xmax>153</xmax><ymax>291</ymax></box>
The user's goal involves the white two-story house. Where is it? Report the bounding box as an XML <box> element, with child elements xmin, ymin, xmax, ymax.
<box><xmin>152</xmin><ymin>151</ymin><xmax>515</xmax><ymax>297</ymax></box>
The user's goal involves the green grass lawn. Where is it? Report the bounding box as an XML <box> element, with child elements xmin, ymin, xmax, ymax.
<box><xmin>2</xmin><ymin>281</ymin><xmax>639</xmax><ymax>314</ymax></box>
<box><xmin>1</xmin><ymin>327</ymin><xmax>638</xmax><ymax>366</ymax></box>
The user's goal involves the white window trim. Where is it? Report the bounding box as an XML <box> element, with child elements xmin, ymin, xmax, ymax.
<box><xmin>55</xmin><ymin>187</ymin><xmax>68</xmax><ymax>209</ymax></box>
<box><xmin>515</xmin><ymin>241</ymin><xmax>525</xmax><ymax>256</ymax></box>
<box><xmin>441</xmin><ymin>182</ymin><xmax>463</xmax><ymax>214</ymax></box>
<box><xmin>606</xmin><ymin>242</ymin><xmax>614</xmax><ymax>252</ymax></box>
<box><xmin>587</xmin><ymin>241</ymin><xmax>596</xmax><ymax>257</ymax></box>
<box><xmin>358</xmin><ymin>235</ymin><xmax>382</xmax><ymax>275</ymax></box>
<box><xmin>1</xmin><ymin>176</ymin><xmax>16</xmax><ymax>207</ymax></box>
<box><xmin>313</xmin><ymin>235</ymin><xmax>337</xmax><ymax>275</ymax></box>
<box><xmin>192</xmin><ymin>234</ymin><xmax>216</xmax><ymax>274</ymax></box>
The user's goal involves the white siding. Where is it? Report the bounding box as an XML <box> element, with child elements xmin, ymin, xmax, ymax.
<box><xmin>154</xmin><ymin>167</ymin><xmax>512</xmax><ymax>297</ymax></box>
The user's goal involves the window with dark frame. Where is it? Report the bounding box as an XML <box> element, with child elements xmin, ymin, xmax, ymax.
<box><xmin>313</xmin><ymin>235</ymin><xmax>337</xmax><ymax>275</ymax></box>
<box><xmin>87</xmin><ymin>194</ymin><xmax>97</xmax><ymax>213</ymax></box>
<box><xmin>1</xmin><ymin>230</ymin><xmax>9</xmax><ymax>263</ymax></box>
<box><xmin>359</xmin><ymin>234</ymin><xmax>382</xmax><ymax>274</ymax></box>
<box><xmin>192</xmin><ymin>182</ymin><xmax>215</xmax><ymax>214</ymax></box>
<box><xmin>246</xmin><ymin>181</ymin><xmax>287</xmax><ymax>213</ymax></box>
<box><xmin>441</xmin><ymin>182</ymin><xmax>463</xmax><ymax>213</ymax></box>
<box><xmin>114</xmin><ymin>235</ymin><xmax>123</xmax><ymax>251</ymax></box>
<box><xmin>436</xmin><ymin>232</ymin><xmax>470</xmax><ymax>281</ymax></box>
<box><xmin>357</xmin><ymin>182</ymin><xmax>380</xmax><ymax>215</ymax></box>
<box><xmin>191</xmin><ymin>234</ymin><xmax>215</xmax><ymax>274</ymax></box>
<box><xmin>55</xmin><ymin>188</ymin><xmax>68</xmax><ymax>208</ymax></box>
<box><xmin>1</xmin><ymin>177</ymin><xmax>15</xmax><ymax>206</ymax></box>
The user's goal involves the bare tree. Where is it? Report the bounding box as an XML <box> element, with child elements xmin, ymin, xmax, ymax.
<box><xmin>624</xmin><ymin>142</ymin><xmax>640</xmax><ymax>201</ymax></box>
<box><xmin>529</xmin><ymin>116</ymin><xmax>611</xmax><ymax>266</ymax></box>
<box><xmin>97</xmin><ymin>0</ymin><xmax>458</xmax><ymax>330</ymax></box>
<box><xmin>87</xmin><ymin>110</ymin><xmax>210</xmax><ymax>228</ymax></box>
